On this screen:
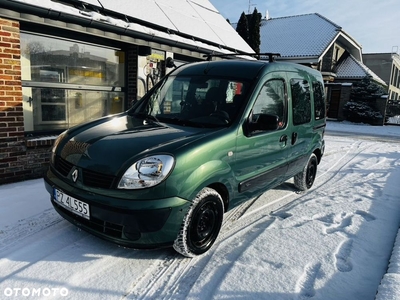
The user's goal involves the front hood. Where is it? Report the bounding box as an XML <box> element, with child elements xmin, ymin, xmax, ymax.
<box><xmin>56</xmin><ymin>114</ymin><xmax>211</xmax><ymax>175</ymax></box>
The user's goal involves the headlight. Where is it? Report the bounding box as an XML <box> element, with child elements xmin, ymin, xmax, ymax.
<box><xmin>118</xmin><ymin>155</ymin><xmax>175</xmax><ymax>189</ymax></box>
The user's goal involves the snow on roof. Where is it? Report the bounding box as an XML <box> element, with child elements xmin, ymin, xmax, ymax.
<box><xmin>336</xmin><ymin>53</ymin><xmax>388</xmax><ymax>86</ymax></box>
<box><xmin>259</xmin><ymin>13</ymin><xmax>341</xmax><ymax>58</ymax></box>
<box><xmin>10</xmin><ymin>0</ymin><xmax>253</xmax><ymax>54</ymax></box>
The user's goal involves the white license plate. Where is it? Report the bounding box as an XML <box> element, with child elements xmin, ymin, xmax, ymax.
<box><xmin>53</xmin><ymin>189</ymin><xmax>90</xmax><ymax>219</ymax></box>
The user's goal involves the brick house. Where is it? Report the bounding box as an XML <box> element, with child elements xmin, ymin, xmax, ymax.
<box><xmin>0</xmin><ymin>0</ymin><xmax>253</xmax><ymax>184</ymax></box>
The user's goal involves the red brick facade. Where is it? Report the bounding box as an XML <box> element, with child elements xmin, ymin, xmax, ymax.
<box><xmin>0</xmin><ymin>17</ymin><xmax>142</xmax><ymax>185</ymax></box>
<box><xmin>0</xmin><ymin>17</ymin><xmax>53</xmax><ymax>184</ymax></box>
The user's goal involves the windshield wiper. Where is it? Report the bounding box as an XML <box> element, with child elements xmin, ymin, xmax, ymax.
<box><xmin>149</xmin><ymin>116</ymin><xmax>201</xmax><ymax>127</ymax></box>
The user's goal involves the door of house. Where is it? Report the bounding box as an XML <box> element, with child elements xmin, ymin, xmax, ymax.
<box><xmin>328</xmin><ymin>89</ymin><xmax>341</xmax><ymax>118</ymax></box>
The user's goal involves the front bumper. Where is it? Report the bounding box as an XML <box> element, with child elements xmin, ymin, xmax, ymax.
<box><xmin>44</xmin><ymin>169</ymin><xmax>190</xmax><ymax>249</ymax></box>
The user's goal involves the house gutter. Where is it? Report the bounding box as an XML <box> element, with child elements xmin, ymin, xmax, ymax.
<box><xmin>275</xmin><ymin>55</ymin><xmax>320</xmax><ymax>65</ymax></box>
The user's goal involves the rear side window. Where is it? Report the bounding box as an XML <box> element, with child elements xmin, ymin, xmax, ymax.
<box><xmin>291</xmin><ymin>79</ymin><xmax>311</xmax><ymax>125</ymax></box>
<box><xmin>313</xmin><ymin>81</ymin><xmax>326</xmax><ymax>120</ymax></box>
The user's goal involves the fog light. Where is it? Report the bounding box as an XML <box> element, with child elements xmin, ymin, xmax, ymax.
<box><xmin>122</xmin><ymin>227</ymin><xmax>141</xmax><ymax>241</ymax></box>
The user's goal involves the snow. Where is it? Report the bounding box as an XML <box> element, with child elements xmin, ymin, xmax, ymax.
<box><xmin>0</xmin><ymin>121</ymin><xmax>400</xmax><ymax>299</ymax></box>
<box><xmin>13</xmin><ymin>0</ymin><xmax>253</xmax><ymax>53</ymax></box>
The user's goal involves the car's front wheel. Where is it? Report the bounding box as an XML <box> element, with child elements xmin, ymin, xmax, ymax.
<box><xmin>173</xmin><ymin>187</ymin><xmax>224</xmax><ymax>257</ymax></box>
<box><xmin>294</xmin><ymin>153</ymin><xmax>318</xmax><ymax>191</ymax></box>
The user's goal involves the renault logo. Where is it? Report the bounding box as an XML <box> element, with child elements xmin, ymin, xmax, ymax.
<box><xmin>71</xmin><ymin>169</ymin><xmax>78</xmax><ymax>183</ymax></box>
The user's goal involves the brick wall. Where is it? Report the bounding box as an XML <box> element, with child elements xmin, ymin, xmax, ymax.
<box><xmin>0</xmin><ymin>17</ymin><xmax>53</xmax><ymax>185</ymax></box>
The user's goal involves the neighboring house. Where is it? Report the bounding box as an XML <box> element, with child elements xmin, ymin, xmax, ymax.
<box><xmin>388</xmin><ymin>53</ymin><xmax>400</xmax><ymax>100</ymax></box>
<box><xmin>385</xmin><ymin>53</ymin><xmax>400</xmax><ymax>124</ymax></box>
<box><xmin>363</xmin><ymin>53</ymin><xmax>394</xmax><ymax>85</ymax></box>
<box><xmin>0</xmin><ymin>0</ymin><xmax>253</xmax><ymax>184</ymax></box>
<box><xmin>254</xmin><ymin>13</ymin><xmax>387</xmax><ymax>119</ymax></box>
<box><xmin>361</xmin><ymin>53</ymin><xmax>400</xmax><ymax>123</ymax></box>
<box><xmin>363</xmin><ymin>52</ymin><xmax>400</xmax><ymax>101</ymax></box>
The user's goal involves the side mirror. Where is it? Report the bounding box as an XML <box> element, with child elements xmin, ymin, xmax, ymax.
<box><xmin>166</xmin><ymin>57</ymin><xmax>176</xmax><ymax>69</ymax></box>
<box><xmin>248</xmin><ymin>114</ymin><xmax>279</xmax><ymax>132</ymax></box>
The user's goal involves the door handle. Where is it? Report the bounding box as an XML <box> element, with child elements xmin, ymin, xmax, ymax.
<box><xmin>280</xmin><ymin>134</ymin><xmax>288</xmax><ymax>146</ymax></box>
<box><xmin>292</xmin><ymin>132</ymin><xmax>298</xmax><ymax>145</ymax></box>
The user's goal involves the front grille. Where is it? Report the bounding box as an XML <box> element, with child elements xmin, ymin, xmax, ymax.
<box><xmin>82</xmin><ymin>169</ymin><xmax>116</xmax><ymax>189</ymax></box>
<box><xmin>54</xmin><ymin>156</ymin><xmax>74</xmax><ymax>176</ymax></box>
<box><xmin>54</xmin><ymin>156</ymin><xmax>116</xmax><ymax>189</ymax></box>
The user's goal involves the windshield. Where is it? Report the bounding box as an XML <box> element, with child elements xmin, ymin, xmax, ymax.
<box><xmin>129</xmin><ymin>74</ymin><xmax>248</xmax><ymax>128</ymax></box>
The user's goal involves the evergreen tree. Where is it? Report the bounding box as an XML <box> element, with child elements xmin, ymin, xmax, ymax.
<box><xmin>248</xmin><ymin>8</ymin><xmax>261</xmax><ymax>55</ymax></box>
<box><xmin>236</xmin><ymin>12</ymin><xmax>249</xmax><ymax>45</ymax></box>
<box><xmin>343</xmin><ymin>76</ymin><xmax>387</xmax><ymax>124</ymax></box>
<box><xmin>351</xmin><ymin>76</ymin><xmax>386</xmax><ymax>101</ymax></box>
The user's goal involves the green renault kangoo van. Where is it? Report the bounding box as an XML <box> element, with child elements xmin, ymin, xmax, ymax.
<box><xmin>44</xmin><ymin>57</ymin><xmax>326</xmax><ymax>257</ymax></box>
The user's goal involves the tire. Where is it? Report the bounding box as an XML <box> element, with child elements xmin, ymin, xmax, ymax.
<box><xmin>173</xmin><ymin>187</ymin><xmax>224</xmax><ymax>257</ymax></box>
<box><xmin>294</xmin><ymin>153</ymin><xmax>318</xmax><ymax>191</ymax></box>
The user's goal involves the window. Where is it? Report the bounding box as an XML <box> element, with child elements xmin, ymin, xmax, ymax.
<box><xmin>291</xmin><ymin>79</ymin><xmax>311</xmax><ymax>125</ymax></box>
<box><xmin>252</xmin><ymin>79</ymin><xmax>286</xmax><ymax>129</ymax></box>
<box><xmin>397</xmin><ymin>67</ymin><xmax>400</xmax><ymax>88</ymax></box>
<box><xmin>313</xmin><ymin>81</ymin><xmax>326</xmax><ymax>120</ymax></box>
<box><xmin>135</xmin><ymin>75</ymin><xmax>248</xmax><ymax>127</ymax></box>
<box><xmin>21</xmin><ymin>33</ymin><xmax>125</xmax><ymax>133</ymax></box>
<box><xmin>393</xmin><ymin>67</ymin><xmax>399</xmax><ymax>87</ymax></box>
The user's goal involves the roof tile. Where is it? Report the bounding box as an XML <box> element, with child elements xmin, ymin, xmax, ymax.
<box><xmin>259</xmin><ymin>13</ymin><xmax>340</xmax><ymax>57</ymax></box>
<box><xmin>336</xmin><ymin>53</ymin><xmax>387</xmax><ymax>85</ymax></box>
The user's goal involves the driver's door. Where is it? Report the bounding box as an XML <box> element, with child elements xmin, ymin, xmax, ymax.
<box><xmin>233</xmin><ymin>75</ymin><xmax>290</xmax><ymax>202</ymax></box>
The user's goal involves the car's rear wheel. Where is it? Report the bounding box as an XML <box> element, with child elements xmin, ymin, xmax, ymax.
<box><xmin>173</xmin><ymin>187</ymin><xmax>224</xmax><ymax>257</ymax></box>
<box><xmin>294</xmin><ymin>153</ymin><xmax>318</xmax><ymax>191</ymax></box>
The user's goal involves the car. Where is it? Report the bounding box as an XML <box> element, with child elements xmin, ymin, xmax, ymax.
<box><xmin>44</xmin><ymin>54</ymin><xmax>326</xmax><ymax>257</ymax></box>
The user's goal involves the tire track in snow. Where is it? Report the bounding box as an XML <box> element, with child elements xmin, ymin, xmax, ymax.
<box><xmin>160</xmin><ymin>216</ymin><xmax>277</xmax><ymax>300</ymax></box>
<box><xmin>0</xmin><ymin>208</ymin><xmax>63</xmax><ymax>253</ymax></box>
<box><xmin>120</xmin><ymin>198</ymin><xmax>261</xmax><ymax>300</ymax></box>
<box><xmin>0</xmin><ymin>221</ymin><xmax>89</xmax><ymax>284</ymax></box>
<box><xmin>314</xmin><ymin>140</ymin><xmax>370</xmax><ymax>190</ymax></box>
<box><xmin>142</xmin><ymin>193</ymin><xmax>289</xmax><ymax>300</ymax></box>
<box><xmin>272</xmin><ymin>140</ymin><xmax>395</xmax><ymax>220</ymax></box>
<box><xmin>318</xmin><ymin>138</ymin><xmax>400</xmax><ymax>191</ymax></box>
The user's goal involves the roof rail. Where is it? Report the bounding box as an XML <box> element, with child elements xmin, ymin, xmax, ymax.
<box><xmin>203</xmin><ymin>53</ymin><xmax>243</xmax><ymax>61</ymax></box>
<box><xmin>259</xmin><ymin>53</ymin><xmax>281</xmax><ymax>62</ymax></box>
<box><xmin>204</xmin><ymin>52</ymin><xmax>281</xmax><ymax>62</ymax></box>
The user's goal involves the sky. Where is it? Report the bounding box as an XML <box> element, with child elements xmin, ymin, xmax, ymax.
<box><xmin>0</xmin><ymin>121</ymin><xmax>400</xmax><ymax>299</ymax></box>
<box><xmin>209</xmin><ymin>0</ymin><xmax>400</xmax><ymax>54</ymax></box>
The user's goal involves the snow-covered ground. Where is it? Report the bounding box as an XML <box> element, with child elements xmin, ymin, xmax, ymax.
<box><xmin>0</xmin><ymin>121</ymin><xmax>399</xmax><ymax>300</ymax></box>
